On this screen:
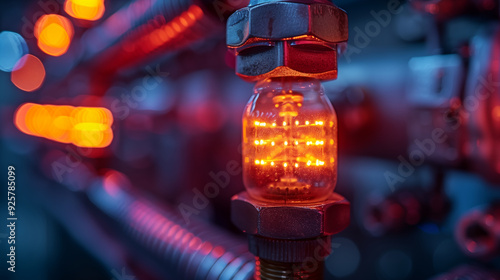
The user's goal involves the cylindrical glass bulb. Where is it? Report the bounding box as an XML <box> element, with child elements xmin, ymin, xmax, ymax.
<box><xmin>242</xmin><ymin>77</ymin><xmax>337</xmax><ymax>203</ymax></box>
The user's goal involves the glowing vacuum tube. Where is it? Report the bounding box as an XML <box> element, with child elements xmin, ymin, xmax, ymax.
<box><xmin>243</xmin><ymin>77</ymin><xmax>337</xmax><ymax>203</ymax></box>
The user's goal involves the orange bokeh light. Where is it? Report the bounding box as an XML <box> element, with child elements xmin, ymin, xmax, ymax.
<box><xmin>64</xmin><ymin>0</ymin><xmax>105</xmax><ymax>21</ymax></box>
<box><xmin>71</xmin><ymin>123</ymin><xmax>113</xmax><ymax>147</ymax></box>
<box><xmin>35</xmin><ymin>14</ymin><xmax>74</xmax><ymax>56</ymax></box>
<box><xmin>10</xmin><ymin>54</ymin><xmax>46</xmax><ymax>92</ymax></box>
<box><xmin>14</xmin><ymin>103</ymin><xmax>35</xmax><ymax>134</ymax></box>
<box><xmin>14</xmin><ymin>103</ymin><xmax>114</xmax><ymax>148</ymax></box>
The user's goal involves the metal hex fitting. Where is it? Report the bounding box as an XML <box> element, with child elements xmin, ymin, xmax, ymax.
<box><xmin>231</xmin><ymin>192</ymin><xmax>350</xmax><ymax>239</ymax></box>
<box><xmin>227</xmin><ymin>2</ymin><xmax>348</xmax><ymax>47</ymax></box>
<box><xmin>226</xmin><ymin>0</ymin><xmax>348</xmax><ymax>81</ymax></box>
<box><xmin>233</xmin><ymin>40</ymin><xmax>339</xmax><ymax>81</ymax></box>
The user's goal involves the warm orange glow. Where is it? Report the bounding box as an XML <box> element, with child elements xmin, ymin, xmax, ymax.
<box><xmin>35</xmin><ymin>14</ymin><xmax>74</xmax><ymax>56</ymax></box>
<box><xmin>14</xmin><ymin>103</ymin><xmax>114</xmax><ymax>148</ymax></box>
<box><xmin>70</xmin><ymin>106</ymin><xmax>113</xmax><ymax>126</ymax></box>
<box><xmin>243</xmin><ymin>78</ymin><xmax>337</xmax><ymax>203</ymax></box>
<box><xmin>14</xmin><ymin>103</ymin><xmax>35</xmax><ymax>134</ymax></box>
<box><xmin>64</xmin><ymin>0</ymin><xmax>105</xmax><ymax>21</ymax></box>
<box><xmin>10</xmin><ymin>54</ymin><xmax>45</xmax><ymax>92</ymax></box>
<box><xmin>25</xmin><ymin>104</ymin><xmax>53</xmax><ymax>137</ymax></box>
<box><xmin>493</xmin><ymin>106</ymin><xmax>500</xmax><ymax>121</ymax></box>
<box><xmin>47</xmin><ymin>106</ymin><xmax>74</xmax><ymax>143</ymax></box>
<box><xmin>71</xmin><ymin>123</ymin><xmax>113</xmax><ymax>147</ymax></box>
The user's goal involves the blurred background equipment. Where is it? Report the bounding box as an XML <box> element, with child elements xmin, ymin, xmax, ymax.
<box><xmin>1</xmin><ymin>0</ymin><xmax>500</xmax><ymax>279</ymax></box>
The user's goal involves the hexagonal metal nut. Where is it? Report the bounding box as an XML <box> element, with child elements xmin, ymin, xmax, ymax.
<box><xmin>227</xmin><ymin>1</ymin><xmax>348</xmax><ymax>47</ymax></box>
<box><xmin>231</xmin><ymin>192</ymin><xmax>350</xmax><ymax>239</ymax></box>
<box><xmin>233</xmin><ymin>39</ymin><xmax>339</xmax><ymax>81</ymax></box>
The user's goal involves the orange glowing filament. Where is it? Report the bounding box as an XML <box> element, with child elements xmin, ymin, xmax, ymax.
<box><xmin>64</xmin><ymin>0</ymin><xmax>105</xmax><ymax>21</ymax></box>
<box><xmin>34</xmin><ymin>14</ymin><xmax>74</xmax><ymax>56</ymax></box>
<box><xmin>243</xmin><ymin>78</ymin><xmax>337</xmax><ymax>203</ymax></box>
<box><xmin>14</xmin><ymin>103</ymin><xmax>113</xmax><ymax>148</ymax></box>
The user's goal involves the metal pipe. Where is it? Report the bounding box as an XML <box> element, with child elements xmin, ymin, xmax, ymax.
<box><xmin>81</xmin><ymin>0</ymin><xmax>247</xmax><ymax>74</ymax></box>
<box><xmin>87</xmin><ymin>175</ymin><xmax>255</xmax><ymax>280</ymax></box>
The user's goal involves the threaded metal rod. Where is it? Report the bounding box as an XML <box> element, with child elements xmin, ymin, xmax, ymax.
<box><xmin>255</xmin><ymin>257</ymin><xmax>324</xmax><ymax>280</ymax></box>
